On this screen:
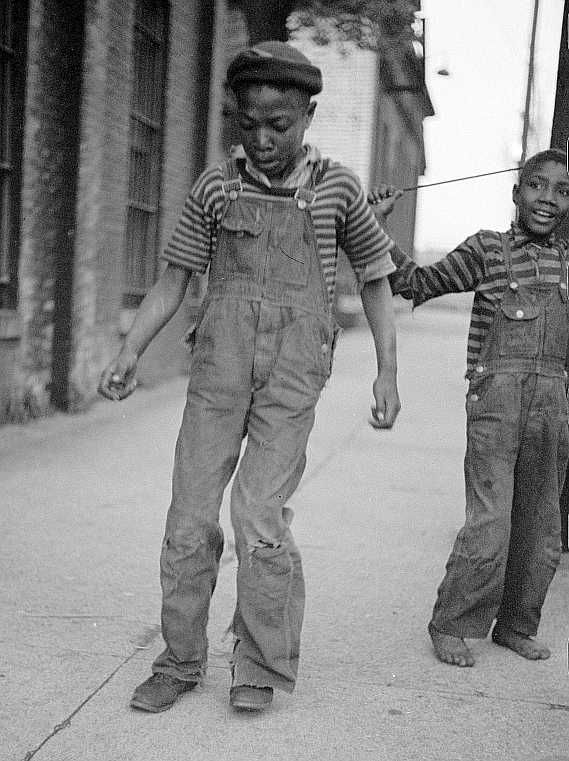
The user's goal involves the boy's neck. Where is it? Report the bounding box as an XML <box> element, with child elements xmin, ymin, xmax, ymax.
<box><xmin>511</xmin><ymin>221</ymin><xmax>556</xmax><ymax>246</ymax></box>
<box><xmin>233</xmin><ymin>144</ymin><xmax>319</xmax><ymax>189</ymax></box>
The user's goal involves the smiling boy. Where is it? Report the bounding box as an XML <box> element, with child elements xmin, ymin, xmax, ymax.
<box><xmin>99</xmin><ymin>41</ymin><xmax>400</xmax><ymax>712</ymax></box>
<box><xmin>371</xmin><ymin>149</ymin><xmax>569</xmax><ymax>667</ymax></box>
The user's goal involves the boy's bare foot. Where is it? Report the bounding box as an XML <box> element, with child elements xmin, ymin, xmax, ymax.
<box><xmin>491</xmin><ymin>624</ymin><xmax>550</xmax><ymax>660</ymax></box>
<box><xmin>428</xmin><ymin>623</ymin><xmax>475</xmax><ymax>667</ymax></box>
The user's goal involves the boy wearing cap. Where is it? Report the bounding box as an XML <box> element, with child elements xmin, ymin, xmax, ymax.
<box><xmin>99</xmin><ymin>41</ymin><xmax>400</xmax><ymax>712</ymax></box>
<box><xmin>370</xmin><ymin>149</ymin><xmax>569</xmax><ymax>668</ymax></box>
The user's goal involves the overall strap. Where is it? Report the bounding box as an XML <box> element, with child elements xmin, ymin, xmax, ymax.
<box><xmin>293</xmin><ymin>159</ymin><xmax>330</xmax><ymax>209</ymax></box>
<box><xmin>220</xmin><ymin>159</ymin><xmax>243</xmax><ymax>199</ymax></box>
<box><xmin>556</xmin><ymin>242</ymin><xmax>569</xmax><ymax>300</ymax></box>
<box><xmin>311</xmin><ymin>158</ymin><xmax>330</xmax><ymax>188</ymax></box>
<box><xmin>500</xmin><ymin>232</ymin><xmax>515</xmax><ymax>285</ymax></box>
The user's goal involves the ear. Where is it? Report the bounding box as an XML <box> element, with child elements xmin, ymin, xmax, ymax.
<box><xmin>512</xmin><ymin>184</ymin><xmax>519</xmax><ymax>207</ymax></box>
<box><xmin>305</xmin><ymin>100</ymin><xmax>317</xmax><ymax>127</ymax></box>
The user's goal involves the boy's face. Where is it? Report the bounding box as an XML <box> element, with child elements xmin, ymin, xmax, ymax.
<box><xmin>513</xmin><ymin>160</ymin><xmax>569</xmax><ymax>238</ymax></box>
<box><xmin>235</xmin><ymin>84</ymin><xmax>316</xmax><ymax>183</ymax></box>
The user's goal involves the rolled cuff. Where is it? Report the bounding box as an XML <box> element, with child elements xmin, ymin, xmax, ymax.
<box><xmin>160</xmin><ymin>249</ymin><xmax>209</xmax><ymax>275</ymax></box>
<box><xmin>353</xmin><ymin>253</ymin><xmax>396</xmax><ymax>289</ymax></box>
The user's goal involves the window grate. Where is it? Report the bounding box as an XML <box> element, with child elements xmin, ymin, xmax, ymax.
<box><xmin>123</xmin><ymin>0</ymin><xmax>168</xmax><ymax>302</ymax></box>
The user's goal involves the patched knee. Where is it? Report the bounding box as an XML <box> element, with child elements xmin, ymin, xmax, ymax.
<box><xmin>163</xmin><ymin>522</ymin><xmax>224</xmax><ymax>557</ymax></box>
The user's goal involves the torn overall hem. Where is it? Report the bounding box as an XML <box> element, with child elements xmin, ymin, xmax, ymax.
<box><xmin>492</xmin><ymin>620</ymin><xmax>539</xmax><ymax>639</ymax></box>
<box><xmin>429</xmin><ymin>618</ymin><xmax>499</xmax><ymax>640</ymax></box>
<box><xmin>230</xmin><ymin>652</ymin><xmax>297</xmax><ymax>694</ymax></box>
<box><xmin>152</xmin><ymin>666</ymin><xmax>206</xmax><ymax>686</ymax></box>
<box><xmin>429</xmin><ymin>618</ymin><xmax>543</xmax><ymax>640</ymax></box>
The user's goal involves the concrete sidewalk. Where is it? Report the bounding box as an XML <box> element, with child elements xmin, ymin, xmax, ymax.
<box><xmin>2</xmin><ymin>302</ymin><xmax>568</xmax><ymax>761</ymax></box>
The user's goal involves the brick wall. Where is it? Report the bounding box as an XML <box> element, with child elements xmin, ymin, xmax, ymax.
<box><xmin>0</xmin><ymin>0</ymin><xmax>215</xmax><ymax>423</ymax></box>
<box><xmin>68</xmin><ymin>0</ymin><xmax>132</xmax><ymax>410</ymax></box>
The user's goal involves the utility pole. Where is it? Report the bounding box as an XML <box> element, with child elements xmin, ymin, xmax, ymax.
<box><xmin>552</xmin><ymin>0</ymin><xmax>569</xmax><ymax>242</ymax></box>
<box><xmin>520</xmin><ymin>0</ymin><xmax>540</xmax><ymax>166</ymax></box>
<box><xmin>551</xmin><ymin>0</ymin><xmax>569</xmax><ymax>151</ymax></box>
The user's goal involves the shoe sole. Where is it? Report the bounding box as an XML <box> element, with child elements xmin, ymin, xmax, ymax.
<box><xmin>130</xmin><ymin>698</ymin><xmax>175</xmax><ymax>713</ymax></box>
<box><xmin>230</xmin><ymin>699</ymin><xmax>271</xmax><ymax>712</ymax></box>
<box><xmin>229</xmin><ymin>690</ymin><xmax>273</xmax><ymax>712</ymax></box>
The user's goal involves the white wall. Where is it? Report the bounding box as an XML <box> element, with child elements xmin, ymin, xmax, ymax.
<box><xmin>291</xmin><ymin>30</ymin><xmax>377</xmax><ymax>189</ymax></box>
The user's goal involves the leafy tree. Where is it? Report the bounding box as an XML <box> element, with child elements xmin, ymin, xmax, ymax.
<box><xmin>226</xmin><ymin>0</ymin><xmax>298</xmax><ymax>43</ymax></box>
<box><xmin>290</xmin><ymin>0</ymin><xmax>419</xmax><ymax>49</ymax></box>
<box><xmin>227</xmin><ymin>0</ymin><xmax>419</xmax><ymax>48</ymax></box>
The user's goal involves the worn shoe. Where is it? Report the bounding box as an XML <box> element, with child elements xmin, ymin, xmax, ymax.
<box><xmin>230</xmin><ymin>685</ymin><xmax>273</xmax><ymax>712</ymax></box>
<box><xmin>130</xmin><ymin>673</ymin><xmax>198</xmax><ymax>713</ymax></box>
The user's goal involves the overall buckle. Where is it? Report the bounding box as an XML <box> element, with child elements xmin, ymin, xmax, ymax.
<box><xmin>222</xmin><ymin>178</ymin><xmax>243</xmax><ymax>201</ymax></box>
<box><xmin>294</xmin><ymin>187</ymin><xmax>316</xmax><ymax>210</ymax></box>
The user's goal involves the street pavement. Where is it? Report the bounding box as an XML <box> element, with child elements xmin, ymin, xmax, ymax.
<box><xmin>2</xmin><ymin>297</ymin><xmax>568</xmax><ymax>761</ymax></box>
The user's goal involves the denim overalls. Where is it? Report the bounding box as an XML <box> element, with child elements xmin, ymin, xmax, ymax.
<box><xmin>431</xmin><ymin>234</ymin><xmax>569</xmax><ymax>638</ymax></box>
<box><xmin>153</xmin><ymin>161</ymin><xmax>336</xmax><ymax>692</ymax></box>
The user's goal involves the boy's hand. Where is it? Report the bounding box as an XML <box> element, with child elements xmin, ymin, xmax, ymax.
<box><xmin>368</xmin><ymin>184</ymin><xmax>404</xmax><ymax>218</ymax></box>
<box><xmin>369</xmin><ymin>372</ymin><xmax>400</xmax><ymax>429</ymax></box>
<box><xmin>98</xmin><ymin>348</ymin><xmax>139</xmax><ymax>401</ymax></box>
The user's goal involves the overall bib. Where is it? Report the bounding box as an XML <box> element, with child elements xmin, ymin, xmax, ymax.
<box><xmin>431</xmin><ymin>234</ymin><xmax>569</xmax><ymax>638</ymax></box>
<box><xmin>153</xmin><ymin>162</ymin><xmax>335</xmax><ymax>692</ymax></box>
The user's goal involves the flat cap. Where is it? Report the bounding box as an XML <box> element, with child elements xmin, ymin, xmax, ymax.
<box><xmin>227</xmin><ymin>40</ymin><xmax>323</xmax><ymax>96</ymax></box>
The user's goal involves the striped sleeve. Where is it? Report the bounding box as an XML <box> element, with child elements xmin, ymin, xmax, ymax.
<box><xmin>339</xmin><ymin>168</ymin><xmax>396</xmax><ymax>283</ymax></box>
<box><xmin>389</xmin><ymin>234</ymin><xmax>486</xmax><ymax>306</ymax></box>
<box><xmin>161</xmin><ymin>166</ymin><xmax>226</xmax><ymax>273</ymax></box>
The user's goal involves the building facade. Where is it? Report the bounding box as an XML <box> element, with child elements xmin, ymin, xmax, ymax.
<box><xmin>1</xmin><ymin>0</ymin><xmax>432</xmax><ymax>424</ymax></box>
<box><xmin>0</xmin><ymin>0</ymin><xmax>214</xmax><ymax>422</ymax></box>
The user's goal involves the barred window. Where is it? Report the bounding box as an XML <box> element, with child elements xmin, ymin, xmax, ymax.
<box><xmin>0</xmin><ymin>0</ymin><xmax>27</xmax><ymax>310</ymax></box>
<box><xmin>123</xmin><ymin>0</ymin><xmax>168</xmax><ymax>306</ymax></box>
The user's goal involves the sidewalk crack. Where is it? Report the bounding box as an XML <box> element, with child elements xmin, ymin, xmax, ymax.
<box><xmin>297</xmin><ymin>422</ymin><xmax>360</xmax><ymax>494</ymax></box>
<box><xmin>21</xmin><ymin>626</ymin><xmax>161</xmax><ymax>761</ymax></box>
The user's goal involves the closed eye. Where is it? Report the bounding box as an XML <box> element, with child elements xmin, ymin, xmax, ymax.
<box><xmin>270</xmin><ymin>121</ymin><xmax>291</xmax><ymax>133</ymax></box>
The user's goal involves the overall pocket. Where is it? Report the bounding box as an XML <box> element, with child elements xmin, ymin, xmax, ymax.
<box><xmin>465</xmin><ymin>373</ymin><xmax>513</xmax><ymax>420</ymax></box>
<box><xmin>218</xmin><ymin>203</ymin><xmax>265</xmax><ymax>278</ymax></box>
<box><xmin>498</xmin><ymin>295</ymin><xmax>540</xmax><ymax>358</ymax></box>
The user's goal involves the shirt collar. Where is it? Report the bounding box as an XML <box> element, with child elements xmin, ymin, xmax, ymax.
<box><xmin>229</xmin><ymin>144</ymin><xmax>322</xmax><ymax>188</ymax></box>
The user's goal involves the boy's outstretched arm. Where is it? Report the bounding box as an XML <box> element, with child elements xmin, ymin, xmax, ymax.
<box><xmin>368</xmin><ymin>184</ymin><xmax>485</xmax><ymax>304</ymax></box>
<box><xmin>98</xmin><ymin>263</ymin><xmax>191</xmax><ymax>401</ymax></box>
<box><xmin>361</xmin><ymin>276</ymin><xmax>400</xmax><ymax>429</ymax></box>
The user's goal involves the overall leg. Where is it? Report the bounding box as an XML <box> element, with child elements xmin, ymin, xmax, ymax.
<box><xmin>153</xmin><ymin>297</ymin><xmax>256</xmax><ymax>680</ymax></box>
<box><xmin>494</xmin><ymin>375</ymin><xmax>568</xmax><ymax>657</ymax></box>
<box><xmin>230</xmin><ymin>311</ymin><xmax>328</xmax><ymax>694</ymax></box>
<box><xmin>231</xmin><ymin>444</ymin><xmax>308</xmax><ymax>694</ymax></box>
<box><xmin>430</xmin><ymin>373</ymin><xmax>520</xmax><ymax>663</ymax></box>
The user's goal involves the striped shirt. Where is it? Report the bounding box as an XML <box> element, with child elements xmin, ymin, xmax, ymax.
<box><xmin>161</xmin><ymin>157</ymin><xmax>396</xmax><ymax>301</ymax></box>
<box><xmin>389</xmin><ymin>225</ymin><xmax>569</xmax><ymax>375</ymax></box>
